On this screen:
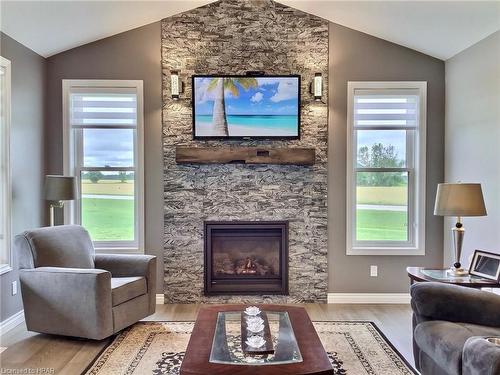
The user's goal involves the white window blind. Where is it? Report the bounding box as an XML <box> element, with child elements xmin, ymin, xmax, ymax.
<box><xmin>347</xmin><ymin>82</ymin><xmax>426</xmax><ymax>256</ymax></box>
<box><xmin>354</xmin><ymin>90</ymin><xmax>419</xmax><ymax>128</ymax></box>
<box><xmin>70</xmin><ymin>90</ymin><xmax>137</xmax><ymax>127</ymax></box>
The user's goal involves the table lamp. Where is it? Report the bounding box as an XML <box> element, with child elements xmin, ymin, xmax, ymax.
<box><xmin>45</xmin><ymin>175</ymin><xmax>77</xmax><ymax>226</ymax></box>
<box><xmin>434</xmin><ymin>183</ymin><xmax>487</xmax><ymax>276</ymax></box>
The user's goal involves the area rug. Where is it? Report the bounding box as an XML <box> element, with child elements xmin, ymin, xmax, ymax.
<box><xmin>85</xmin><ymin>321</ymin><xmax>416</xmax><ymax>375</ymax></box>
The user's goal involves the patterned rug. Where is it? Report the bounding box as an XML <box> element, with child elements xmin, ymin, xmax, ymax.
<box><xmin>85</xmin><ymin>321</ymin><xmax>416</xmax><ymax>374</ymax></box>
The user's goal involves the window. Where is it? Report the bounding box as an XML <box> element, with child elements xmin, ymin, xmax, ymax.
<box><xmin>346</xmin><ymin>82</ymin><xmax>426</xmax><ymax>255</ymax></box>
<box><xmin>63</xmin><ymin>80</ymin><xmax>144</xmax><ymax>253</ymax></box>
<box><xmin>0</xmin><ymin>56</ymin><xmax>12</xmax><ymax>274</ymax></box>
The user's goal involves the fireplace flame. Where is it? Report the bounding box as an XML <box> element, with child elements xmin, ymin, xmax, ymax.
<box><xmin>241</xmin><ymin>257</ymin><xmax>258</xmax><ymax>274</ymax></box>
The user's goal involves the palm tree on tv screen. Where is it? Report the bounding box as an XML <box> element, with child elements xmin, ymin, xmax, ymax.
<box><xmin>207</xmin><ymin>77</ymin><xmax>258</xmax><ymax>136</ymax></box>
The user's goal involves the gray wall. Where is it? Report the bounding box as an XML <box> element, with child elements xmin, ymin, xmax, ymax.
<box><xmin>328</xmin><ymin>23</ymin><xmax>445</xmax><ymax>293</ymax></box>
<box><xmin>0</xmin><ymin>32</ymin><xmax>46</xmax><ymax>321</ymax></box>
<box><xmin>45</xmin><ymin>23</ymin><xmax>164</xmax><ymax>288</ymax></box>
<box><xmin>444</xmin><ymin>31</ymin><xmax>500</xmax><ymax>265</ymax></box>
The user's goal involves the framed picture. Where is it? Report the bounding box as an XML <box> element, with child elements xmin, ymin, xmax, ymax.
<box><xmin>469</xmin><ymin>250</ymin><xmax>500</xmax><ymax>281</ymax></box>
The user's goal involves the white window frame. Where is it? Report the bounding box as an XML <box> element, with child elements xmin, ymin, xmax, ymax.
<box><xmin>62</xmin><ymin>80</ymin><xmax>144</xmax><ymax>254</ymax></box>
<box><xmin>0</xmin><ymin>56</ymin><xmax>12</xmax><ymax>274</ymax></box>
<box><xmin>346</xmin><ymin>81</ymin><xmax>426</xmax><ymax>256</ymax></box>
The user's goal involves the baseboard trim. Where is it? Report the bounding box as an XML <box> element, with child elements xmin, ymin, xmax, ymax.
<box><xmin>156</xmin><ymin>294</ymin><xmax>164</xmax><ymax>305</ymax></box>
<box><xmin>0</xmin><ymin>310</ymin><xmax>25</xmax><ymax>335</ymax></box>
<box><xmin>328</xmin><ymin>293</ymin><xmax>410</xmax><ymax>304</ymax></box>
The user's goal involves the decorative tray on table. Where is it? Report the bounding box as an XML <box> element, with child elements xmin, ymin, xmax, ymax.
<box><xmin>240</xmin><ymin>306</ymin><xmax>274</xmax><ymax>355</ymax></box>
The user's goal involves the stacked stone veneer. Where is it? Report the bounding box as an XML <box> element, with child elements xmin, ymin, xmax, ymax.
<box><xmin>162</xmin><ymin>0</ymin><xmax>329</xmax><ymax>303</ymax></box>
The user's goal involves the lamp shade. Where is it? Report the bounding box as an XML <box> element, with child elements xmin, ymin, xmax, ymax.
<box><xmin>44</xmin><ymin>175</ymin><xmax>77</xmax><ymax>201</ymax></box>
<box><xmin>434</xmin><ymin>183</ymin><xmax>487</xmax><ymax>217</ymax></box>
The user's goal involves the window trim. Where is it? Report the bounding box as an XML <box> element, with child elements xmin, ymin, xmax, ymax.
<box><xmin>0</xmin><ymin>56</ymin><xmax>12</xmax><ymax>274</ymax></box>
<box><xmin>62</xmin><ymin>80</ymin><xmax>144</xmax><ymax>254</ymax></box>
<box><xmin>346</xmin><ymin>81</ymin><xmax>426</xmax><ymax>256</ymax></box>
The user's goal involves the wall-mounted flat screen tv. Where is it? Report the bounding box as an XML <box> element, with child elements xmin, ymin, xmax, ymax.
<box><xmin>192</xmin><ymin>75</ymin><xmax>300</xmax><ymax>139</ymax></box>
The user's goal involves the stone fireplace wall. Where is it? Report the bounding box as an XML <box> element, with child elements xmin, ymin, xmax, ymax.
<box><xmin>162</xmin><ymin>0</ymin><xmax>329</xmax><ymax>303</ymax></box>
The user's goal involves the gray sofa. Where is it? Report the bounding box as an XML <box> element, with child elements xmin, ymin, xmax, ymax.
<box><xmin>15</xmin><ymin>225</ymin><xmax>156</xmax><ymax>340</ymax></box>
<box><xmin>411</xmin><ymin>282</ymin><xmax>500</xmax><ymax>375</ymax></box>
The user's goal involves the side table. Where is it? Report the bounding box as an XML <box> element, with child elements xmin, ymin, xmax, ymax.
<box><xmin>407</xmin><ymin>267</ymin><xmax>500</xmax><ymax>289</ymax></box>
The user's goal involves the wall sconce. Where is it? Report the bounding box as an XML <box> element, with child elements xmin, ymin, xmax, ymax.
<box><xmin>310</xmin><ymin>73</ymin><xmax>322</xmax><ymax>101</ymax></box>
<box><xmin>171</xmin><ymin>71</ymin><xmax>183</xmax><ymax>100</ymax></box>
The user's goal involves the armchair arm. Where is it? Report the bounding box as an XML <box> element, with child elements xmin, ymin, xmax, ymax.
<box><xmin>94</xmin><ymin>254</ymin><xmax>156</xmax><ymax>278</ymax></box>
<box><xmin>19</xmin><ymin>267</ymin><xmax>113</xmax><ymax>340</ymax></box>
<box><xmin>410</xmin><ymin>282</ymin><xmax>500</xmax><ymax>327</ymax></box>
<box><xmin>94</xmin><ymin>254</ymin><xmax>156</xmax><ymax>314</ymax></box>
<box><xmin>463</xmin><ymin>337</ymin><xmax>500</xmax><ymax>375</ymax></box>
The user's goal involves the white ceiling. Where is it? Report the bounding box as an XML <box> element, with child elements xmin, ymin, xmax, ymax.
<box><xmin>0</xmin><ymin>0</ymin><xmax>213</xmax><ymax>57</ymax></box>
<box><xmin>283</xmin><ymin>1</ymin><xmax>500</xmax><ymax>60</ymax></box>
<box><xmin>1</xmin><ymin>1</ymin><xmax>499</xmax><ymax>60</ymax></box>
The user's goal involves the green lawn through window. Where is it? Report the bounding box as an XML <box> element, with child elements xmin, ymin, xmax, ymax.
<box><xmin>82</xmin><ymin>198</ymin><xmax>134</xmax><ymax>241</ymax></box>
<box><xmin>356</xmin><ymin>186</ymin><xmax>408</xmax><ymax>241</ymax></box>
<box><xmin>80</xmin><ymin>180</ymin><xmax>135</xmax><ymax>241</ymax></box>
<box><xmin>356</xmin><ymin>209</ymin><xmax>407</xmax><ymax>241</ymax></box>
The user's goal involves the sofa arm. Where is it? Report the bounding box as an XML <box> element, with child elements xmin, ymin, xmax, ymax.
<box><xmin>463</xmin><ymin>337</ymin><xmax>500</xmax><ymax>375</ymax></box>
<box><xmin>410</xmin><ymin>282</ymin><xmax>500</xmax><ymax>327</ymax></box>
<box><xmin>19</xmin><ymin>267</ymin><xmax>113</xmax><ymax>340</ymax></box>
<box><xmin>94</xmin><ymin>254</ymin><xmax>156</xmax><ymax>314</ymax></box>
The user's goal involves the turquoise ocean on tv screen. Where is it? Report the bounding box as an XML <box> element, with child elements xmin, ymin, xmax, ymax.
<box><xmin>195</xmin><ymin>115</ymin><xmax>298</xmax><ymax>136</ymax></box>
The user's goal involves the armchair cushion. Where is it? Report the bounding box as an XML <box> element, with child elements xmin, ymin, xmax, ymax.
<box><xmin>16</xmin><ymin>225</ymin><xmax>95</xmax><ymax>269</ymax></box>
<box><xmin>95</xmin><ymin>254</ymin><xmax>156</xmax><ymax>314</ymax></box>
<box><xmin>111</xmin><ymin>277</ymin><xmax>147</xmax><ymax>306</ymax></box>
<box><xmin>414</xmin><ymin>320</ymin><xmax>500</xmax><ymax>375</ymax></box>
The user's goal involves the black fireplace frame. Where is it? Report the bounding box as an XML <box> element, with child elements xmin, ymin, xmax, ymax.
<box><xmin>204</xmin><ymin>221</ymin><xmax>289</xmax><ymax>296</ymax></box>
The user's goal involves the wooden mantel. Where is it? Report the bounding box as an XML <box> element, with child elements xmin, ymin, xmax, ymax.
<box><xmin>176</xmin><ymin>147</ymin><xmax>315</xmax><ymax>165</ymax></box>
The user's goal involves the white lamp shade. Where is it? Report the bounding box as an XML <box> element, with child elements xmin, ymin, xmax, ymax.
<box><xmin>434</xmin><ymin>183</ymin><xmax>487</xmax><ymax>217</ymax></box>
<box><xmin>45</xmin><ymin>175</ymin><xmax>77</xmax><ymax>201</ymax></box>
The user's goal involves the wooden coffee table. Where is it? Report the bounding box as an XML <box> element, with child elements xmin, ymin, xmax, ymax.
<box><xmin>180</xmin><ymin>305</ymin><xmax>334</xmax><ymax>375</ymax></box>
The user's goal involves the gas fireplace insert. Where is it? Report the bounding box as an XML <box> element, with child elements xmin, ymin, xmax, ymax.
<box><xmin>204</xmin><ymin>221</ymin><xmax>289</xmax><ymax>295</ymax></box>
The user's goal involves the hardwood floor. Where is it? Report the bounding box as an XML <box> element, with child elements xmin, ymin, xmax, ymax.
<box><xmin>0</xmin><ymin>303</ymin><xmax>414</xmax><ymax>374</ymax></box>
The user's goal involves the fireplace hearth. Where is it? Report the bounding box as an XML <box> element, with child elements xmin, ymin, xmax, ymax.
<box><xmin>204</xmin><ymin>221</ymin><xmax>289</xmax><ymax>295</ymax></box>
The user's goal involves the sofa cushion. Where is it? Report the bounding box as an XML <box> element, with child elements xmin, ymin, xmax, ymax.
<box><xmin>419</xmin><ymin>350</ymin><xmax>450</xmax><ymax>375</ymax></box>
<box><xmin>16</xmin><ymin>225</ymin><xmax>95</xmax><ymax>269</ymax></box>
<box><xmin>415</xmin><ymin>320</ymin><xmax>500</xmax><ymax>375</ymax></box>
<box><xmin>463</xmin><ymin>336</ymin><xmax>500</xmax><ymax>375</ymax></box>
<box><xmin>111</xmin><ymin>277</ymin><xmax>147</xmax><ymax>306</ymax></box>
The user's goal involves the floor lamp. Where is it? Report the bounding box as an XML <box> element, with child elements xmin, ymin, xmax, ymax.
<box><xmin>434</xmin><ymin>183</ymin><xmax>487</xmax><ymax>276</ymax></box>
<box><xmin>45</xmin><ymin>175</ymin><xmax>77</xmax><ymax>226</ymax></box>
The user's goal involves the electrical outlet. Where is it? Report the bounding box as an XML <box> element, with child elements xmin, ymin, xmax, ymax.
<box><xmin>370</xmin><ymin>265</ymin><xmax>378</xmax><ymax>277</ymax></box>
<box><xmin>11</xmin><ymin>280</ymin><xmax>17</xmax><ymax>295</ymax></box>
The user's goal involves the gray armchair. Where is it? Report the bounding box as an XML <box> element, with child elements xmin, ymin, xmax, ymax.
<box><xmin>15</xmin><ymin>225</ymin><xmax>156</xmax><ymax>340</ymax></box>
<box><xmin>411</xmin><ymin>282</ymin><xmax>500</xmax><ymax>375</ymax></box>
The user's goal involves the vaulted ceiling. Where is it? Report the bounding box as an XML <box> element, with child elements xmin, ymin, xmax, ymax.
<box><xmin>1</xmin><ymin>1</ymin><xmax>499</xmax><ymax>60</ymax></box>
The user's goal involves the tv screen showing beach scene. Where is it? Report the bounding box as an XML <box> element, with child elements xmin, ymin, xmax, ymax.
<box><xmin>193</xmin><ymin>75</ymin><xmax>300</xmax><ymax>138</ymax></box>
